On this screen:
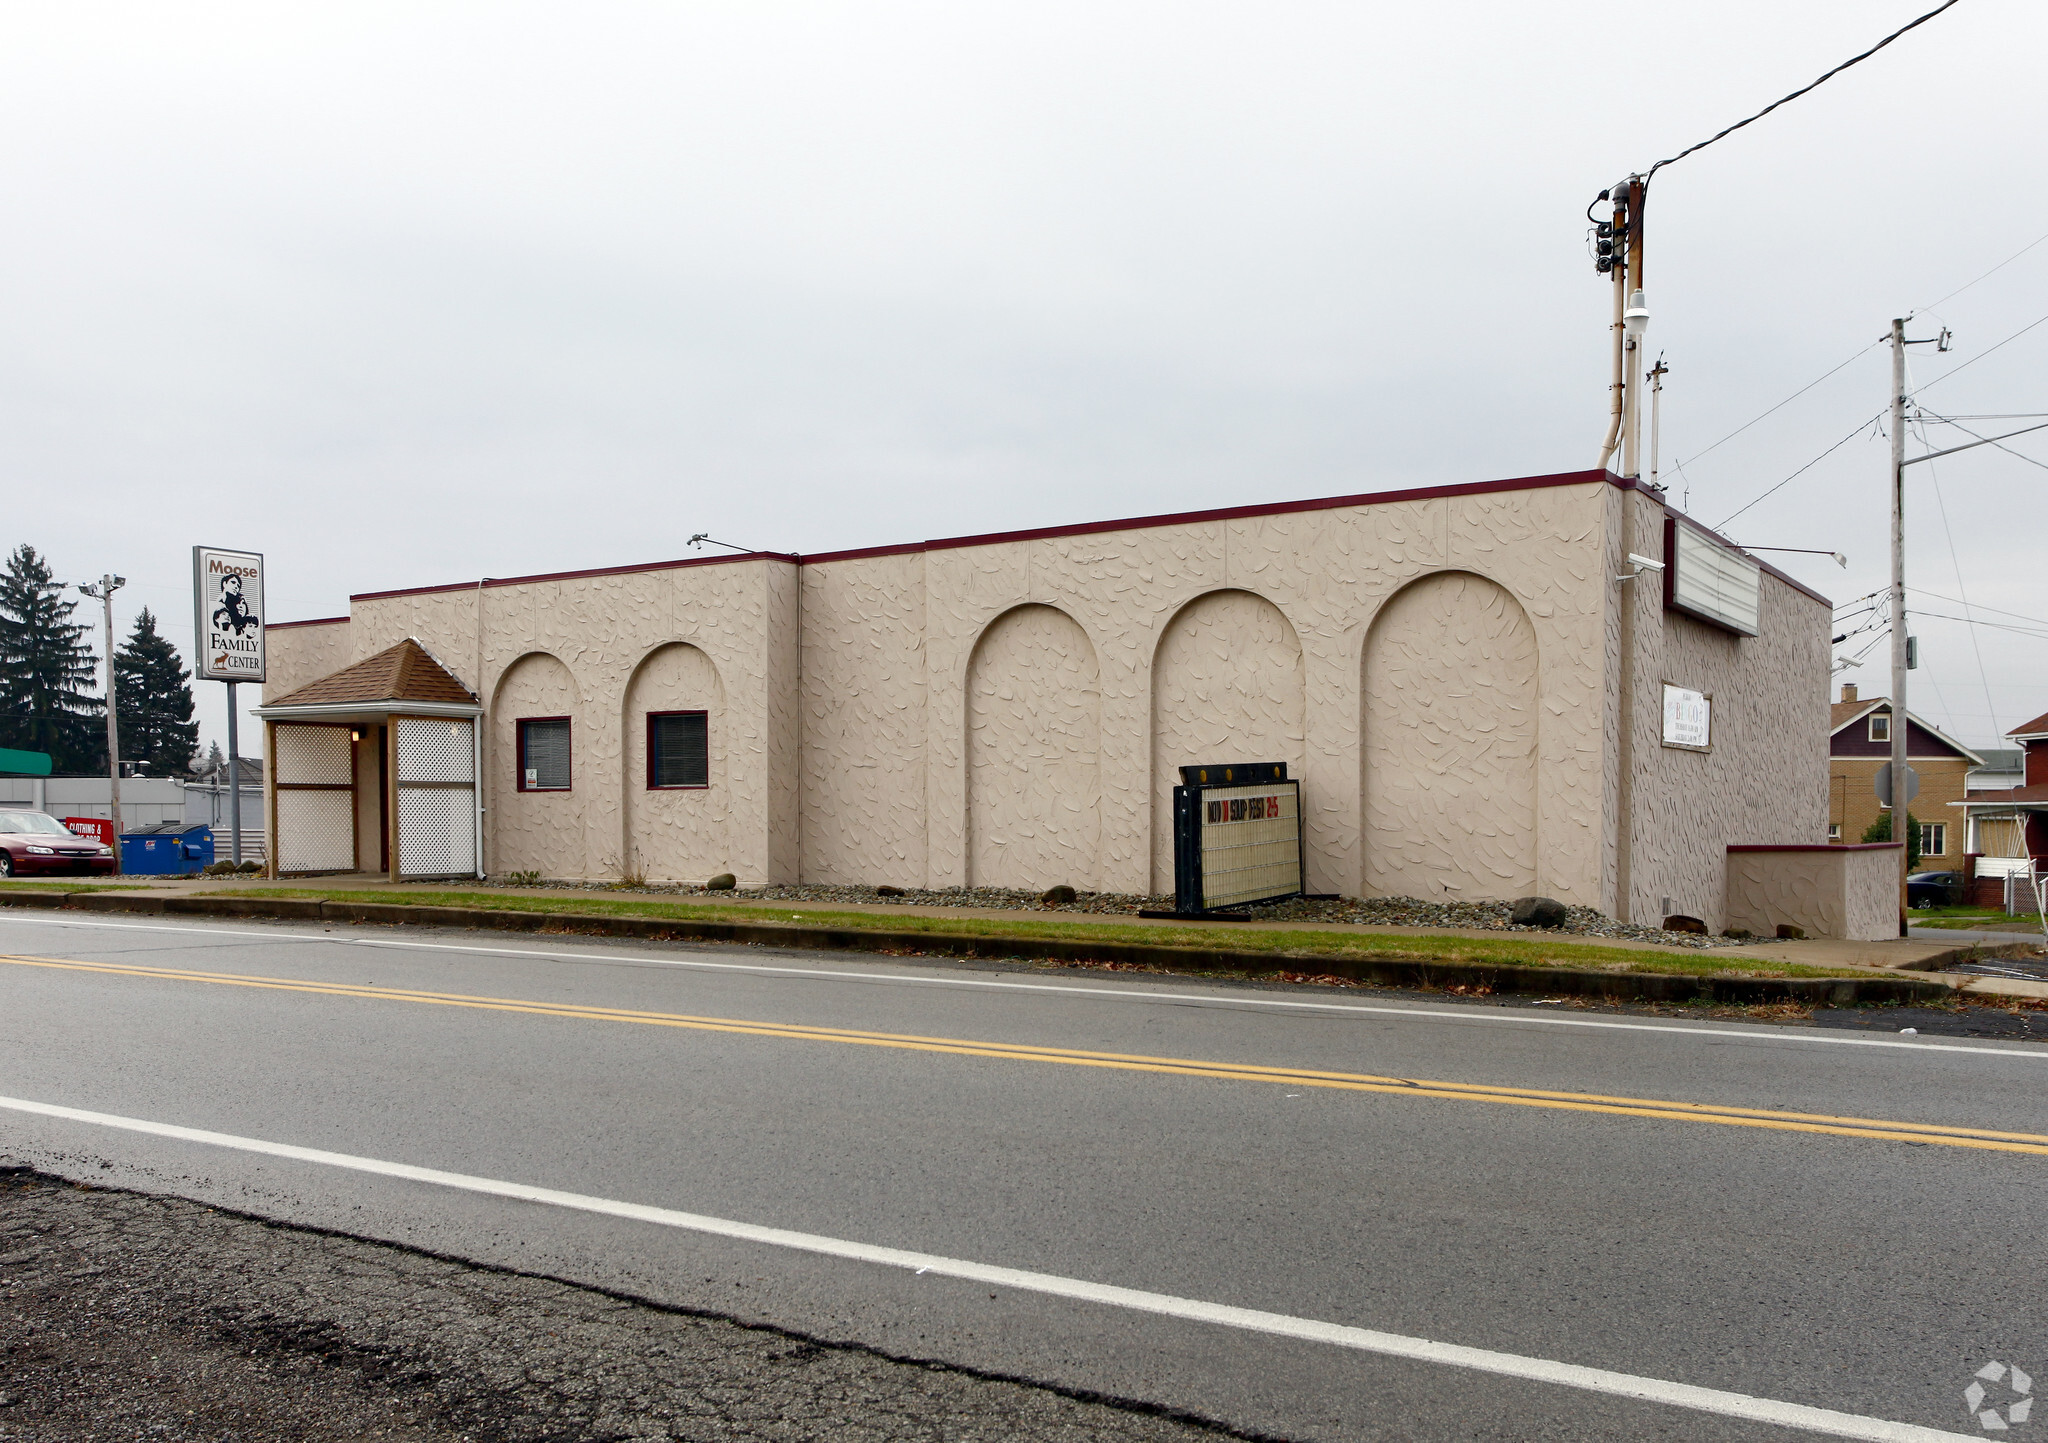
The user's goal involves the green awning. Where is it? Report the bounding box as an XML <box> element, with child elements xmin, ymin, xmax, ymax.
<box><xmin>0</xmin><ymin>747</ymin><xmax>53</xmax><ymax>777</ymax></box>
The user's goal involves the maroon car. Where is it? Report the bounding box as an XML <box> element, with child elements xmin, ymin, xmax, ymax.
<box><xmin>0</xmin><ymin>811</ymin><xmax>116</xmax><ymax>878</ymax></box>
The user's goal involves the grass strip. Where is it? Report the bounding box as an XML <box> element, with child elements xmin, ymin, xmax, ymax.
<box><xmin>214</xmin><ymin>886</ymin><xmax>1874</xmax><ymax>980</ymax></box>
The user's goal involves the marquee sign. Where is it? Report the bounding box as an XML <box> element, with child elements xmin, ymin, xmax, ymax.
<box><xmin>1664</xmin><ymin>518</ymin><xmax>1760</xmax><ymax>637</ymax></box>
<box><xmin>193</xmin><ymin>546</ymin><xmax>266</xmax><ymax>683</ymax></box>
<box><xmin>1170</xmin><ymin>761</ymin><xmax>1304</xmax><ymax>914</ymax></box>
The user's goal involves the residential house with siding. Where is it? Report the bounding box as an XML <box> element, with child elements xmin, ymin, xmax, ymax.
<box><xmin>1827</xmin><ymin>683</ymin><xmax>1980</xmax><ymax>865</ymax></box>
<box><xmin>1959</xmin><ymin>709</ymin><xmax>2048</xmax><ymax>869</ymax></box>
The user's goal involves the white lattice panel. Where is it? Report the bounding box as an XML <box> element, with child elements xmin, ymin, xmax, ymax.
<box><xmin>276</xmin><ymin>789</ymin><xmax>355</xmax><ymax>872</ymax></box>
<box><xmin>398</xmin><ymin>787</ymin><xmax>476</xmax><ymax>876</ymax></box>
<box><xmin>273</xmin><ymin>725</ymin><xmax>353</xmax><ymax>786</ymax></box>
<box><xmin>396</xmin><ymin>718</ymin><xmax>474</xmax><ymax>783</ymax></box>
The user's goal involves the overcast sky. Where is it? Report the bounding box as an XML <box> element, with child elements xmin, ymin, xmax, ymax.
<box><xmin>4</xmin><ymin>1</ymin><xmax>2045</xmax><ymax>758</ymax></box>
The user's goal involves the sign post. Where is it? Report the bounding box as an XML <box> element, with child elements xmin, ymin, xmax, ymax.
<box><xmin>193</xmin><ymin>547</ymin><xmax>266</xmax><ymax>867</ymax></box>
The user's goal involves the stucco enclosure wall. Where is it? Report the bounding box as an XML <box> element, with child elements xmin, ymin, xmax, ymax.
<box><xmin>263</xmin><ymin>472</ymin><xmax>1834</xmax><ymax>918</ymax></box>
<box><xmin>1724</xmin><ymin>845</ymin><xmax>1901</xmax><ymax>943</ymax></box>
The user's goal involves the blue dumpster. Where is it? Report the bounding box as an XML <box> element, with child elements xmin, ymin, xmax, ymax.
<box><xmin>119</xmin><ymin>823</ymin><xmax>215</xmax><ymax>875</ymax></box>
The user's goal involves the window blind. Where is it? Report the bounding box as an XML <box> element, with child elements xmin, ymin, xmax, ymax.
<box><xmin>520</xmin><ymin>719</ymin><xmax>571</xmax><ymax>791</ymax></box>
<box><xmin>649</xmin><ymin>712</ymin><xmax>708</xmax><ymax>788</ymax></box>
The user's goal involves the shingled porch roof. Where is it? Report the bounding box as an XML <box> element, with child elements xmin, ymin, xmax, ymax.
<box><xmin>256</xmin><ymin>639</ymin><xmax>480</xmax><ymax>717</ymax></box>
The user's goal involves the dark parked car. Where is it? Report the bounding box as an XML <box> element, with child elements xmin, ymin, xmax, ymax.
<box><xmin>0</xmin><ymin>810</ymin><xmax>116</xmax><ymax>877</ymax></box>
<box><xmin>1906</xmin><ymin>870</ymin><xmax>1965</xmax><ymax>909</ymax></box>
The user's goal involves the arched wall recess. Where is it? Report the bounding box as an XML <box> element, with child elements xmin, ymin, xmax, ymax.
<box><xmin>966</xmin><ymin>604</ymin><xmax>1102</xmax><ymax>892</ymax></box>
<box><xmin>1148</xmin><ymin>590</ymin><xmax>1306</xmax><ymax>892</ymax></box>
<box><xmin>1361</xmin><ymin>571</ymin><xmax>1539</xmax><ymax>901</ymax></box>
<box><xmin>622</xmin><ymin>642</ymin><xmax>727</xmax><ymax>883</ymax></box>
<box><xmin>491</xmin><ymin>651</ymin><xmax>583</xmax><ymax>878</ymax></box>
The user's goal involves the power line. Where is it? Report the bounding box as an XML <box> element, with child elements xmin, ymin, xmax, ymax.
<box><xmin>1716</xmin><ymin>410</ymin><xmax>1884</xmax><ymax>528</ymax></box>
<box><xmin>1913</xmin><ymin>409</ymin><xmax>2048</xmax><ymax>473</ymax></box>
<box><xmin>1908</xmin><ymin>394</ymin><xmax>2000</xmax><ymax>738</ymax></box>
<box><xmin>1914</xmin><ymin>609</ymin><xmax>2048</xmax><ymax>640</ymax></box>
<box><xmin>1915</xmin><ymin>308</ymin><xmax>2048</xmax><ymax>396</ymax></box>
<box><xmin>1644</xmin><ymin>0</ymin><xmax>1966</xmax><ymax>181</ymax></box>
<box><xmin>1912</xmin><ymin>587</ymin><xmax>2048</xmax><ymax>631</ymax></box>
<box><xmin>1712</xmin><ymin>311</ymin><xmax>2048</xmax><ymax>528</ymax></box>
<box><xmin>1670</xmin><ymin>341</ymin><xmax>1882</xmax><ymax>473</ymax></box>
<box><xmin>1915</xmin><ymin>224</ymin><xmax>2048</xmax><ymax>315</ymax></box>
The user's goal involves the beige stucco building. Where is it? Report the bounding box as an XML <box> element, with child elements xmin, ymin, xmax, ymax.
<box><xmin>261</xmin><ymin>468</ymin><xmax>1853</xmax><ymax>930</ymax></box>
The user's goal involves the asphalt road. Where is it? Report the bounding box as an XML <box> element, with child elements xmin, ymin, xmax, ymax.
<box><xmin>1</xmin><ymin>910</ymin><xmax>2043</xmax><ymax>1442</ymax></box>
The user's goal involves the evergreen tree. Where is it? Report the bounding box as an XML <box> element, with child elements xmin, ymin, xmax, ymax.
<box><xmin>199</xmin><ymin>740</ymin><xmax>225</xmax><ymax>781</ymax></box>
<box><xmin>115</xmin><ymin>608</ymin><xmax>199</xmax><ymax>776</ymax></box>
<box><xmin>1861</xmin><ymin>809</ymin><xmax>1923</xmax><ymax>870</ymax></box>
<box><xmin>0</xmin><ymin>544</ymin><xmax>103</xmax><ymax>772</ymax></box>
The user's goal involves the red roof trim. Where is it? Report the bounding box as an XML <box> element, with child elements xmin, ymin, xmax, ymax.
<box><xmin>270</xmin><ymin>466</ymin><xmax>1824</xmax><ymax>621</ymax></box>
<box><xmin>264</xmin><ymin>616</ymin><xmax>350</xmax><ymax>632</ymax></box>
<box><xmin>1726</xmin><ymin>843</ymin><xmax>1903</xmax><ymax>852</ymax></box>
<box><xmin>804</xmin><ymin>468</ymin><xmax>1614</xmax><ymax>564</ymax></box>
<box><xmin>349</xmin><ymin>551</ymin><xmax>802</xmax><ymax>602</ymax></box>
<box><xmin>338</xmin><ymin>470</ymin><xmax>1617</xmax><ymax>606</ymax></box>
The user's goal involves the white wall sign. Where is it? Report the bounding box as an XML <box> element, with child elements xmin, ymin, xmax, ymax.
<box><xmin>1666</xmin><ymin>521</ymin><xmax>1761</xmax><ymax>636</ymax></box>
<box><xmin>193</xmin><ymin>546</ymin><xmax>266</xmax><ymax>683</ymax></box>
<box><xmin>1662</xmin><ymin>684</ymin><xmax>1711</xmax><ymax>749</ymax></box>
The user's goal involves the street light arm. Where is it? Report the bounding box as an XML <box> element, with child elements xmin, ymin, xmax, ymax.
<box><xmin>1900</xmin><ymin>419</ymin><xmax>2048</xmax><ymax>467</ymax></box>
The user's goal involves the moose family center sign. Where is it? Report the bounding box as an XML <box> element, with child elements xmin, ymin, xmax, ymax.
<box><xmin>192</xmin><ymin>547</ymin><xmax>265</xmax><ymax>684</ymax></box>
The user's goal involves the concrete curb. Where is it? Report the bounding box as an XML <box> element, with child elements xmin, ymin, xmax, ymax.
<box><xmin>0</xmin><ymin>888</ymin><xmax>1963</xmax><ymax>1006</ymax></box>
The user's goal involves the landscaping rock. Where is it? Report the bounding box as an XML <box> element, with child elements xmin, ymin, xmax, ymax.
<box><xmin>1509</xmin><ymin>896</ymin><xmax>1569</xmax><ymax>928</ymax></box>
<box><xmin>1040</xmin><ymin>885</ymin><xmax>1078</xmax><ymax>904</ymax></box>
<box><xmin>705</xmin><ymin>873</ymin><xmax>737</xmax><ymax>891</ymax></box>
<box><xmin>1663</xmin><ymin>914</ymin><xmax>1709</xmax><ymax>934</ymax></box>
<box><xmin>1776</xmin><ymin>923</ymin><xmax>1807</xmax><ymax>940</ymax></box>
<box><xmin>875</xmin><ymin>885</ymin><xmax>907</xmax><ymax>897</ymax></box>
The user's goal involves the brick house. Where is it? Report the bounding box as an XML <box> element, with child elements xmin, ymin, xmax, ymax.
<box><xmin>1958</xmin><ymin>708</ymin><xmax>2048</xmax><ymax>873</ymax></box>
<box><xmin>1828</xmin><ymin>683</ymin><xmax>1981</xmax><ymax>866</ymax></box>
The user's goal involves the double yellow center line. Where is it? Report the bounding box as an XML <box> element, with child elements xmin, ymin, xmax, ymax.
<box><xmin>8</xmin><ymin>952</ymin><xmax>2045</xmax><ymax>1158</ymax></box>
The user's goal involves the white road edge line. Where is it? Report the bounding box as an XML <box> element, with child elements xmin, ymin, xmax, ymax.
<box><xmin>2</xmin><ymin>912</ymin><xmax>2039</xmax><ymax>1061</ymax></box>
<box><xmin>0</xmin><ymin>1093</ymin><xmax>1974</xmax><ymax>1443</ymax></box>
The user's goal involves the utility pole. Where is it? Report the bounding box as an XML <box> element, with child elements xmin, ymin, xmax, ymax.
<box><xmin>76</xmin><ymin>574</ymin><xmax>127</xmax><ymax>873</ymax></box>
<box><xmin>1888</xmin><ymin>319</ymin><xmax>1909</xmax><ymax>934</ymax></box>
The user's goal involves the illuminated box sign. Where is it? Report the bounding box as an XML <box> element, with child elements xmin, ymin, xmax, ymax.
<box><xmin>1170</xmin><ymin>762</ymin><xmax>1303</xmax><ymax>914</ymax></box>
<box><xmin>192</xmin><ymin>545</ymin><xmax>267</xmax><ymax>682</ymax></box>
<box><xmin>1664</xmin><ymin>518</ymin><xmax>1760</xmax><ymax>637</ymax></box>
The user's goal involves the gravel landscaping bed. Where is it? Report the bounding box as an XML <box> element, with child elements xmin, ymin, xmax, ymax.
<box><xmin>0</xmin><ymin>1169</ymin><xmax>1246</xmax><ymax>1443</ymax></box>
<box><xmin>495</xmin><ymin>880</ymin><xmax>1757</xmax><ymax>950</ymax></box>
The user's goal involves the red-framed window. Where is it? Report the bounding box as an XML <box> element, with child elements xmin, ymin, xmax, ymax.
<box><xmin>517</xmin><ymin>716</ymin><xmax>571</xmax><ymax>792</ymax></box>
<box><xmin>646</xmin><ymin>711</ymin><xmax>708</xmax><ymax>789</ymax></box>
